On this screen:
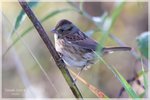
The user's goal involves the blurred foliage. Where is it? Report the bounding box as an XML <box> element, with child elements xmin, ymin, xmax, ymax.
<box><xmin>137</xmin><ymin>32</ymin><xmax>149</xmax><ymax>59</ymax></box>
<box><xmin>99</xmin><ymin>57</ymin><xmax>139</xmax><ymax>98</ymax></box>
<box><xmin>141</xmin><ymin>59</ymin><xmax>148</xmax><ymax>97</ymax></box>
<box><xmin>3</xmin><ymin>8</ymin><xmax>76</xmax><ymax>57</ymax></box>
<box><xmin>100</xmin><ymin>1</ymin><xmax>125</xmax><ymax>45</ymax></box>
<box><xmin>11</xmin><ymin>1</ymin><xmax>39</xmax><ymax>36</ymax></box>
<box><xmin>113</xmin><ymin>67</ymin><xmax>138</xmax><ymax>98</ymax></box>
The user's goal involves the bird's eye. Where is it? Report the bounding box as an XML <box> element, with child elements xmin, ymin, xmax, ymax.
<box><xmin>67</xmin><ymin>27</ymin><xmax>72</xmax><ymax>31</ymax></box>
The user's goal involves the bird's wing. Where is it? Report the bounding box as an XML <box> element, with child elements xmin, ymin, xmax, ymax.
<box><xmin>72</xmin><ymin>38</ymin><xmax>98</xmax><ymax>51</ymax></box>
<box><xmin>65</xmin><ymin>32</ymin><xmax>98</xmax><ymax>51</ymax></box>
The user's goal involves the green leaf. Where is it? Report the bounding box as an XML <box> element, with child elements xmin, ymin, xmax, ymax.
<box><xmin>137</xmin><ymin>32</ymin><xmax>149</xmax><ymax>59</ymax></box>
<box><xmin>11</xmin><ymin>1</ymin><xmax>38</xmax><ymax>36</ymax></box>
<box><xmin>98</xmin><ymin>57</ymin><xmax>139</xmax><ymax>98</ymax></box>
<box><xmin>100</xmin><ymin>1</ymin><xmax>125</xmax><ymax>45</ymax></box>
<box><xmin>113</xmin><ymin>67</ymin><xmax>139</xmax><ymax>98</ymax></box>
<box><xmin>139</xmin><ymin>92</ymin><xmax>145</xmax><ymax>98</ymax></box>
<box><xmin>79</xmin><ymin>1</ymin><xmax>84</xmax><ymax>12</ymax></box>
<box><xmin>141</xmin><ymin>58</ymin><xmax>148</xmax><ymax>97</ymax></box>
<box><xmin>41</xmin><ymin>8</ymin><xmax>76</xmax><ymax>22</ymax></box>
<box><xmin>3</xmin><ymin>8</ymin><xmax>76</xmax><ymax>57</ymax></box>
<box><xmin>94</xmin><ymin>1</ymin><xmax>125</xmax><ymax>56</ymax></box>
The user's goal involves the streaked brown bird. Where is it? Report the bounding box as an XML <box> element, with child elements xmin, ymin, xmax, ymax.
<box><xmin>51</xmin><ymin>19</ymin><xmax>131</xmax><ymax>71</ymax></box>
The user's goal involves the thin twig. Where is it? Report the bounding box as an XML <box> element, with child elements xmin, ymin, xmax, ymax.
<box><xmin>18</xmin><ymin>0</ymin><xmax>82</xmax><ymax>98</ymax></box>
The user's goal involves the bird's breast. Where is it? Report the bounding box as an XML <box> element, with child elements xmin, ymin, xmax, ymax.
<box><xmin>54</xmin><ymin>35</ymin><xmax>96</xmax><ymax>68</ymax></box>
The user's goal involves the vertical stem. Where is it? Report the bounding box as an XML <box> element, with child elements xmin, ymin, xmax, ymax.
<box><xmin>18</xmin><ymin>0</ymin><xmax>82</xmax><ymax>98</ymax></box>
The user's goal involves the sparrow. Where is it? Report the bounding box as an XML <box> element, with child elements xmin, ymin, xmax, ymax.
<box><xmin>51</xmin><ymin>19</ymin><xmax>131</xmax><ymax>70</ymax></box>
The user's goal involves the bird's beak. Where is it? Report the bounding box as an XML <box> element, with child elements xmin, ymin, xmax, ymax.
<box><xmin>51</xmin><ymin>28</ymin><xmax>56</xmax><ymax>33</ymax></box>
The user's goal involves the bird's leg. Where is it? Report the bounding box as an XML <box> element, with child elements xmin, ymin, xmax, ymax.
<box><xmin>73</xmin><ymin>67</ymin><xmax>84</xmax><ymax>84</ymax></box>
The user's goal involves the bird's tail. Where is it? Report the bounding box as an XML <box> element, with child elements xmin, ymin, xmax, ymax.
<box><xmin>102</xmin><ymin>47</ymin><xmax>131</xmax><ymax>54</ymax></box>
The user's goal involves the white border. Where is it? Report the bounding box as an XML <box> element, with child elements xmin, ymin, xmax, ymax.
<box><xmin>0</xmin><ymin>1</ymin><xmax>2</xmax><ymax>99</ymax></box>
<box><xmin>0</xmin><ymin>0</ymin><xmax>149</xmax><ymax>2</ymax></box>
<box><xmin>0</xmin><ymin>0</ymin><xmax>149</xmax><ymax>100</ymax></box>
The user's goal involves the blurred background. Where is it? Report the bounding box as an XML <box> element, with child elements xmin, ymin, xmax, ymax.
<box><xmin>1</xmin><ymin>1</ymin><xmax>148</xmax><ymax>98</ymax></box>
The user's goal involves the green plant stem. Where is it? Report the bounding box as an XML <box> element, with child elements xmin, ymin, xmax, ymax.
<box><xmin>18</xmin><ymin>0</ymin><xmax>82</xmax><ymax>98</ymax></box>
